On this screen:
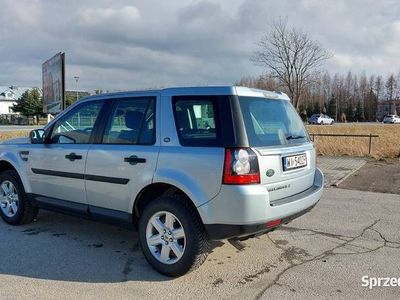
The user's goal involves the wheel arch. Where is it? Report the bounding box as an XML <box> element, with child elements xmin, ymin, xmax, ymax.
<box><xmin>132</xmin><ymin>182</ymin><xmax>203</xmax><ymax>225</ymax></box>
<box><xmin>0</xmin><ymin>157</ymin><xmax>31</xmax><ymax>193</ymax></box>
<box><xmin>0</xmin><ymin>160</ymin><xmax>16</xmax><ymax>173</ymax></box>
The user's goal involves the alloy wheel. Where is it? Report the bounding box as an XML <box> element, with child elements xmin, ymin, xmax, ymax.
<box><xmin>146</xmin><ymin>211</ymin><xmax>186</xmax><ymax>264</ymax></box>
<box><xmin>0</xmin><ymin>180</ymin><xmax>19</xmax><ymax>218</ymax></box>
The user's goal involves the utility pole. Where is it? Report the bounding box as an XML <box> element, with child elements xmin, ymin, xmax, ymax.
<box><xmin>74</xmin><ymin>76</ymin><xmax>79</xmax><ymax>101</ymax></box>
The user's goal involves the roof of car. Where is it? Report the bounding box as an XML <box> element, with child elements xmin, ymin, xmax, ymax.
<box><xmin>45</xmin><ymin>86</ymin><xmax>291</xmax><ymax>131</ymax></box>
<box><xmin>80</xmin><ymin>86</ymin><xmax>291</xmax><ymax>102</ymax></box>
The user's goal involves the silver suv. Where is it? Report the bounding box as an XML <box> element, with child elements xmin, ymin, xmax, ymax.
<box><xmin>0</xmin><ymin>86</ymin><xmax>323</xmax><ymax>276</ymax></box>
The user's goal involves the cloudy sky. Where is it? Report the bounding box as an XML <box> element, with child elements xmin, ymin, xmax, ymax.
<box><xmin>1</xmin><ymin>0</ymin><xmax>399</xmax><ymax>92</ymax></box>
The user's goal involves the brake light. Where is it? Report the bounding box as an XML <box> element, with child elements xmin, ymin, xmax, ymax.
<box><xmin>222</xmin><ymin>148</ymin><xmax>260</xmax><ymax>185</ymax></box>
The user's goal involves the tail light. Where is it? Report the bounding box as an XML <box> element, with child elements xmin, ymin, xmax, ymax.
<box><xmin>222</xmin><ymin>148</ymin><xmax>260</xmax><ymax>185</ymax></box>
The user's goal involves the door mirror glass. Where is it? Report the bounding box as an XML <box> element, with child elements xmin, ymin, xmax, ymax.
<box><xmin>29</xmin><ymin>129</ymin><xmax>45</xmax><ymax>144</ymax></box>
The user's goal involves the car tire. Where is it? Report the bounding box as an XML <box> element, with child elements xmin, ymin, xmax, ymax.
<box><xmin>138</xmin><ymin>195</ymin><xmax>210</xmax><ymax>277</ymax></box>
<box><xmin>0</xmin><ymin>170</ymin><xmax>38</xmax><ymax>225</ymax></box>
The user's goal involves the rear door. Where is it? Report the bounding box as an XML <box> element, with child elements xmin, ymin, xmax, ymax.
<box><xmin>238</xmin><ymin>96</ymin><xmax>315</xmax><ymax>202</ymax></box>
<box><xmin>84</xmin><ymin>95</ymin><xmax>159</xmax><ymax>218</ymax></box>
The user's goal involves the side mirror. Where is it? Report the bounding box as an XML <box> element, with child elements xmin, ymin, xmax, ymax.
<box><xmin>29</xmin><ymin>129</ymin><xmax>45</xmax><ymax>144</ymax></box>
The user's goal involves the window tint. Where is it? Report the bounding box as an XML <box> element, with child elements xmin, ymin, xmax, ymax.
<box><xmin>50</xmin><ymin>101</ymin><xmax>103</xmax><ymax>144</ymax></box>
<box><xmin>173</xmin><ymin>97</ymin><xmax>220</xmax><ymax>147</ymax></box>
<box><xmin>239</xmin><ymin>97</ymin><xmax>309</xmax><ymax>147</ymax></box>
<box><xmin>102</xmin><ymin>98</ymin><xmax>155</xmax><ymax>145</ymax></box>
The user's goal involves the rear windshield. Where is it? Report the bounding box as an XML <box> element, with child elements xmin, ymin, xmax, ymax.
<box><xmin>239</xmin><ymin>97</ymin><xmax>310</xmax><ymax>147</ymax></box>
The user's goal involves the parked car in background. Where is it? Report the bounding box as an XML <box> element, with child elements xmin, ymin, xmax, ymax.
<box><xmin>383</xmin><ymin>115</ymin><xmax>400</xmax><ymax>124</ymax></box>
<box><xmin>308</xmin><ymin>114</ymin><xmax>334</xmax><ymax>125</ymax></box>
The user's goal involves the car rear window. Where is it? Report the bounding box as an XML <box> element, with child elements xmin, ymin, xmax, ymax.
<box><xmin>239</xmin><ymin>97</ymin><xmax>310</xmax><ymax>147</ymax></box>
<box><xmin>172</xmin><ymin>96</ymin><xmax>222</xmax><ymax>147</ymax></box>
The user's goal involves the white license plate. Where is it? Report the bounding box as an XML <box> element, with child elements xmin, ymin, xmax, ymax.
<box><xmin>283</xmin><ymin>154</ymin><xmax>307</xmax><ymax>171</ymax></box>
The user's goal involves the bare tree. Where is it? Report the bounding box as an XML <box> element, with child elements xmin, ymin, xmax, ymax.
<box><xmin>385</xmin><ymin>74</ymin><xmax>397</xmax><ymax>114</ymax></box>
<box><xmin>385</xmin><ymin>74</ymin><xmax>396</xmax><ymax>100</ymax></box>
<box><xmin>251</xmin><ymin>18</ymin><xmax>332</xmax><ymax>109</ymax></box>
<box><xmin>375</xmin><ymin>76</ymin><xmax>383</xmax><ymax>102</ymax></box>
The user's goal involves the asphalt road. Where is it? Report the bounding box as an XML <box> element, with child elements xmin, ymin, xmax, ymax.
<box><xmin>340</xmin><ymin>159</ymin><xmax>400</xmax><ymax>194</ymax></box>
<box><xmin>0</xmin><ymin>188</ymin><xmax>399</xmax><ymax>299</ymax></box>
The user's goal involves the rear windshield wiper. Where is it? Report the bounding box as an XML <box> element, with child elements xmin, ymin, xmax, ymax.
<box><xmin>286</xmin><ymin>135</ymin><xmax>305</xmax><ymax>140</ymax></box>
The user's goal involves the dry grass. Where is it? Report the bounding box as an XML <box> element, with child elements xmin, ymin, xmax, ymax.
<box><xmin>306</xmin><ymin>124</ymin><xmax>400</xmax><ymax>159</ymax></box>
<box><xmin>0</xmin><ymin>131</ymin><xmax>29</xmax><ymax>142</ymax></box>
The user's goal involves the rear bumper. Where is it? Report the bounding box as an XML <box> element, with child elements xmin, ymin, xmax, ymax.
<box><xmin>205</xmin><ymin>205</ymin><xmax>316</xmax><ymax>240</ymax></box>
<box><xmin>199</xmin><ymin>168</ymin><xmax>324</xmax><ymax>240</ymax></box>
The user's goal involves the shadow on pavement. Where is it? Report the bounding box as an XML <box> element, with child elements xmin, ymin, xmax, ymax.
<box><xmin>0</xmin><ymin>210</ymin><xmax>172</xmax><ymax>283</ymax></box>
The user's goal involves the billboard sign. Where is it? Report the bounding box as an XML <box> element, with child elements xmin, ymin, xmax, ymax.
<box><xmin>42</xmin><ymin>52</ymin><xmax>65</xmax><ymax>114</ymax></box>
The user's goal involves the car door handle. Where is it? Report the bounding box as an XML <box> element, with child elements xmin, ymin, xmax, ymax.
<box><xmin>65</xmin><ymin>153</ymin><xmax>83</xmax><ymax>161</ymax></box>
<box><xmin>124</xmin><ymin>155</ymin><xmax>146</xmax><ymax>165</ymax></box>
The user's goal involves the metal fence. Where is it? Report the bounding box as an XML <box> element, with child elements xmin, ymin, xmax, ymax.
<box><xmin>0</xmin><ymin>114</ymin><xmax>48</xmax><ymax>125</ymax></box>
<box><xmin>0</xmin><ymin>114</ymin><xmax>29</xmax><ymax>125</ymax></box>
<box><xmin>309</xmin><ymin>133</ymin><xmax>379</xmax><ymax>155</ymax></box>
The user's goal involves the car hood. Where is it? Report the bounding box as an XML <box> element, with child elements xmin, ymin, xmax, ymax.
<box><xmin>1</xmin><ymin>137</ymin><xmax>30</xmax><ymax>144</ymax></box>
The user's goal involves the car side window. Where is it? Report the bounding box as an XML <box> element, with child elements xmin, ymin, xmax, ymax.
<box><xmin>102</xmin><ymin>97</ymin><xmax>156</xmax><ymax>145</ymax></box>
<box><xmin>50</xmin><ymin>101</ymin><xmax>103</xmax><ymax>144</ymax></box>
<box><xmin>173</xmin><ymin>96</ymin><xmax>221</xmax><ymax>147</ymax></box>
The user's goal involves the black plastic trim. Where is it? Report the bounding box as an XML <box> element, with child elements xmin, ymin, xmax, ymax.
<box><xmin>30</xmin><ymin>194</ymin><xmax>134</xmax><ymax>229</ymax></box>
<box><xmin>89</xmin><ymin>205</ymin><xmax>133</xmax><ymax>225</ymax></box>
<box><xmin>85</xmin><ymin>174</ymin><xmax>129</xmax><ymax>184</ymax></box>
<box><xmin>229</xmin><ymin>95</ymin><xmax>249</xmax><ymax>147</ymax></box>
<box><xmin>33</xmin><ymin>194</ymin><xmax>88</xmax><ymax>215</ymax></box>
<box><xmin>31</xmin><ymin>168</ymin><xmax>129</xmax><ymax>184</ymax></box>
<box><xmin>205</xmin><ymin>205</ymin><xmax>316</xmax><ymax>240</ymax></box>
<box><xmin>92</xmin><ymin>100</ymin><xmax>114</xmax><ymax>144</ymax></box>
<box><xmin>19</xmin><ymin>151</ymin><xmax>29</xmax><ymax>161</ymax></box>
<box><xmin>31</xmin><ymin>168</ymin><xmax>84</xmax><ymax>179</ymax></box>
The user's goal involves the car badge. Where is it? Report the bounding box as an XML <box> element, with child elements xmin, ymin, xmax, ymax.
<box><xmin>266</xmin><ymin>169</ymin><xmax>275</xmax><ymax>177</ymax></box>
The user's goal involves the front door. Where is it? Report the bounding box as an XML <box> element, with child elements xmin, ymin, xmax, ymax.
<box><xmin>85</xmin><ymin>96</ymin><xmax>159</xmax><ymax>218</ymax></box>
<box><xmin>27</xmin><ymin>100</ymin><xmax>104</xmax><ymax>209</ymax></box>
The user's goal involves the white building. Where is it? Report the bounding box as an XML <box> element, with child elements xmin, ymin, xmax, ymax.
<box><xmin>0</xmin><ymin>86</ymin><xmax>37</xmax><ymax>114</ymax></box>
